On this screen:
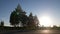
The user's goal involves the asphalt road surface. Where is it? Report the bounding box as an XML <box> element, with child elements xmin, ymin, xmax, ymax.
<box><xmin>0</xmin><ymin>30</ymin><xmax>60</xmax><ymax>34</ymax></box>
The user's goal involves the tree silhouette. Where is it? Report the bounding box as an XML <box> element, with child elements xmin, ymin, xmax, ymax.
<box><xmin>34</xmin><ymin>15</ymin><xmax>39</xmax><ymax>27</ymax></box>
<box><xmin>10</xmin><ymin>11</ymin><xmax>19</xmax><ymax>27</ymax></box>
<box><xmin>53</xmin><ymin>25</ymin><xmax>57</xmax><ymax>28</ymax></box>
<box><xmin>0</xmin><ymin>21</ymin><xmax>4</xmax><ymax>26</ymax></box>
<box><xmin>27</xmin><ymin>12</ymin><xmax>35</xmax><ymax>29</ymax></box>
<box><xmin>21</xmin><ymin>14</ymin><xmax>28</xmax><ymax>27</ymax></box>
<box><xmin>10</xmin><ymin>4</ymin><xmax>40</xmax><ymax>29</ymax></box>
<box><xmin>10</xmin><ymin>4</ymin><xmax>28</xmax><ymax>27</ymax></box>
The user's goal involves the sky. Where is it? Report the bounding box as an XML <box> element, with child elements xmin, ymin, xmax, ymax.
<box><xmin>0</xmin><ymin>0</ymin><xmax>60</xmax><ymax>26</ymax></box>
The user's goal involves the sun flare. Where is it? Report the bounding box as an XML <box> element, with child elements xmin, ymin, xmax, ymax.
<box><xmin>40</xmin><ymin>16</ymin><xmax>52</xmax><ymax>27</ymax></box>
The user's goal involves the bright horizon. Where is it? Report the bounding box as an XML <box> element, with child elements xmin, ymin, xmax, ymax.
<box><xmin>0</xmin><ymin>0</ymin><xmax>60</xmax><ymax>27</ymax></box>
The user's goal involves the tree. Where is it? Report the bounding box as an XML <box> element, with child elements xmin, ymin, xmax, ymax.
<box><xmin>9</xmin><ymin>4</ymin><xmax>40</xmax><ymax>29</ymax></box>
<box><xmin>53</xmin><ymin>25</ymin><xmax>57</xmax><ymax>28</ymax></box>
<box><xmin>33</xmin><ymin>15</ymin><xmax>40</xmax><ymax>27</ymax></box>
<box><xmin>0</xmin><ymin>21</ymin><xmax>4</xmax><ymax>26</ymax></box>
<box><xmin>27</xmin><ymin>13</ymin><xmax>40</xmax><ymax>29</ymax></box>
<box><xmin>21</xmin><ymin>14</ymin><xmax>28</xmax><ymax>27</ymax></box>
<box><xmin>10</xmin><ymin>4</ymin><xmax>28</xmax><ymax>27</ymax></box>
<box><xmin>10</xmin><ymin>11</ymin><xmax>18</xmax><ymax>27</ymax></box>
<box><xmin>10</xmin><ymin>4</ymin><xmax>23</xmax><ymax>27</ymax></box>
<box><xmin>27</xmin><ymin>12</ymin><xmax>36</xmax><ymax>29</ymax></box>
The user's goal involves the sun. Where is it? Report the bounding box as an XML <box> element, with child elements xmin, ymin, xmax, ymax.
<box><xmin>40</xmin><ymin>16</ymin><xmax>52</xmax><ymax>27</ymax></box>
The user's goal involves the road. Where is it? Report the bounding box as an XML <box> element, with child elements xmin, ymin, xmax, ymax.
<box><xmin>0</xmin><ymin>30</ymin><xmax>60</xmax><ymax>34</ymax></box>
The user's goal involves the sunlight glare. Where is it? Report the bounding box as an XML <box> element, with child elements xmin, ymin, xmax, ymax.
<box><xmin>40</xmin><ymin>16</ymin><xmax>52</xmax><ymax>27</ymax></box>
<box><xmin>41</xmin><ymin>30</ymin><xmax>51</xmax><ymax>33</ymax></box>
